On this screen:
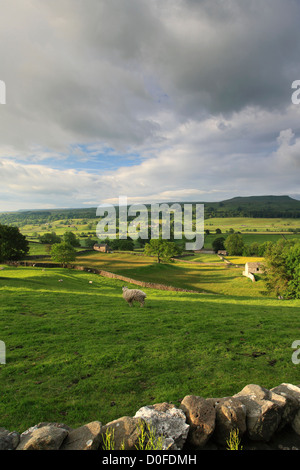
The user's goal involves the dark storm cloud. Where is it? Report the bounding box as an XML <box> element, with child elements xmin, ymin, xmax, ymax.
<box><xmin>0</xmin><ymin>0</ymin><xmax>300</xmax><ymax>209</ymax></box>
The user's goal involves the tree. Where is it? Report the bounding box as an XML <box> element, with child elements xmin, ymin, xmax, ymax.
<box><xmin>285</xmin><ymin>241</ymin><xmax>300</xmax><ymax>298</ymax></box>
<box><xmin>39</xmin><ymin>232</ymin><xmax>61</xmax><ymax>244</ymax></box>
<box><xmin>243</xmin><ymin>242</ymin><xmax>260</xmax><ymax>257</ymax></box>
<box><xmin>212</xmin><ymin>237</ymin><xmax>225</xmax><ymax>253</ymax></box>
<box><xmin>224</xmin><ymin>233</ymin><xmax>244</xmax><ymax>256</ymax></box>
<box><xmin>0</xmin><ymin>224</ymin><xmax>29</xmax><ymax>261</ymax></box>
<box><xmin>50</xmin><ymin>242</ymin><xmax>76</xmax><ymax>267</ymax></box>
<box><xmin>63</xmin><ymin>231</ymin><xmax>80</xmax><ymax>247</ymax></box>
<box><xmin>109</xmin><ymin>238</ymin><xmax>134</xmax><ymax>251</ymax></box>
<box><xmin>263</xmin><ymin>239</ymin><xmax>300</xmax><ymax>299</ymax></box>
<box><xmin>118</xmin><ymin>239</ymin><xmax>134</xmax><ymax>251</ymax></box>
<box><xmin>144</xmin><ymin>239</ymin><xmax>182</xmax><ymax>263</ymax></box>
<box><xmin>80</xmin><ymin>237</ymin><xmax>98</xmax><ymax>248</ymax></box>
<box><xmin>258</xmin><ymin>241</ymin><xmax>273</xmax><ymax>257</ymax></box>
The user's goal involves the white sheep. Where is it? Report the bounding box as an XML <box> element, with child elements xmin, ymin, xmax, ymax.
<box><xmin>122</xmin><ymin>286</ymin><xmax>146</xmax><ymax>307</ymax></box>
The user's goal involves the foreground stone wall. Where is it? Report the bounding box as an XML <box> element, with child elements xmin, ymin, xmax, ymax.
<box><xmin>2</xmin><ymin>383</ymin><xmax>300</xmax><ymax>450</ymax></box>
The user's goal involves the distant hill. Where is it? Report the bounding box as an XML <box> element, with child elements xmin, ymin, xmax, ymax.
<box><xmin>0</xmin><ymin>195</ymin><xmax>300</xmax><ymax>225</ymax></box>
<box><xmin>201</xmin><ymin>195</ymin><xmax>300</xmax><ymax>218</ymax></box>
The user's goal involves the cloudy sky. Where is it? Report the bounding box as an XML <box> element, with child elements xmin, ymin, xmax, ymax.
<box><xmin>1</xmin><ymin>0</ymin><xmax>300</xmax><ymax>211</ymax></box>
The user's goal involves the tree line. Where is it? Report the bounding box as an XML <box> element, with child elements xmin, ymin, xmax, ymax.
<box><xmin>212</xmin><ymin>233</ymin><xmax>272</xmax><ymax>257</ymax></box>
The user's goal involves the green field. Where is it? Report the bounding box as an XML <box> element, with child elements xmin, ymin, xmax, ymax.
<box><xmin>203</xmin><ymin>231</ymin><xmax>300</xmax><ymax>249</ymax></box>
<box><xmin>20</xmin><ymin>219</ymin><xmax>97</xmax><ymax>238</ymax></box>
<box><xmin>1</xmin><ymin>207</ymin><xmax>300</xmax><ymax>433</ymax></box>
<box><xmin>1</xmin><ymin>259</ymin><xmax>300</xmax><ymax>432</ymax></box>
<box><xmin>205</xmin><ymin>217</ymin><xmax>300</xmax><ymax>232</ymax></box>
<box><xmin>73</xmin><ymin>251</ymin><xmax>263</xmax><ymax>296</ymax></box>
<box><xmin>13</xmin><ymin>215</ymin><xmax>300</xmax><ymax>251</ymax></box>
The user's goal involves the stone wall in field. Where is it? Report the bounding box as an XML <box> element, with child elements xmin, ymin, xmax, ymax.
<box><xmin>2</xmin><ymin>383</ymin><xmax>300</xmax><ymax>450</ymax></box>
<box><xmin>16</xmin><ymin>261</ymin><xmax>200</xmax><ymax>293</ymax></box>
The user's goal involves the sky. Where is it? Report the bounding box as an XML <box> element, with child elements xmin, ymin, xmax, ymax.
<box><xmin>1</xmin><ymin>0</ymin><xmax>300</xmax><ymax>211</ymax></box>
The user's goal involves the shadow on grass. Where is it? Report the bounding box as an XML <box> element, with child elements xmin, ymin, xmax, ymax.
<box><xmin>1</xmin><ymin>267</ymin><xmax>300</xmax><ymax>431</ymax></box>
<box><xmin>0</xmin><ymin>264</ymin><xmax>293</xmax><ymax>304</ymax></box>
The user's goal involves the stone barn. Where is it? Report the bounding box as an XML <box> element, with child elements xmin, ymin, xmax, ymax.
<box><xmin>243</xmin><ymin>261</ymin><xmax>263</xmax><ymax>282</ymax></box>
<box><xmin>244</xmin><ymin>262</ymin><xmax>263</xmax><ymax>276</ymax></box>
<box><xmin>93</xmin><ymin>243</ymin><xmax>110</xmax><ymax>253</ymax></box>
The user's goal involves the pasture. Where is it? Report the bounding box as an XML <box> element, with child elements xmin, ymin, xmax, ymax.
<box><xmin>1</xmin><ymin>262</ymin><xmax>300</xmax><ymax>432</ymax></box>
<box><xmin>70</xmin><ymin>251</ymin><xmax>264</xmax><ymax>296</ymax></box>
<box><xmin>18</xmin><ymin>216</ymin><xmax>300</xmax><ymax>252</ymax></box>
<box><xmin>204</xmin><ymin>217</ymin><xmax>300</xmax><ymax>232</ymax></box>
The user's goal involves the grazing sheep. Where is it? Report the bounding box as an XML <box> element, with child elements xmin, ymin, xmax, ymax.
<box><xmin>122</xmin><ymin>286</ymin><xmax>146</xmax><ymax>307</ymax></box>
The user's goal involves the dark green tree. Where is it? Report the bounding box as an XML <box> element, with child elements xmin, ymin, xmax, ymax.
<box><xmin>118</xmin><ymin>239</ymin><xmax>134</xmax><ymax>251</ymax></box>
<box><xmin>63</xmin><ymin>231</ymin><xmax>80</xmax><ymax>247</ymax></box>
<box><xmin>212</xmin><ymin>237</ymin><xmax>225</xmax><ymax>253</ymax></box>
<box><xmin>0</xmin><ymin>224</ymin><xmax>29</xmax><ymax>261</ymax></box>
<box><xmin>39</xmin><ymin>232</ymin><xmax>61</xmax><ymax>244</ymax></box>
<box><xmin>263</xmin><ymin>239</ymin><xmax>300</xmax><ymax>299</ymax></box>
<box><xmin>109</xmin><ymin>238</ymin><xmax>134</xmax><ymax>251</ymax></box>
<box><xmin>243</xmin><ymin>242</ymin><xmax>260</xmax><ymax>257</ymax></box>
<box><xmin>224</xmin><ymin>233</ymin><xmax>244</xmax><ymax>256</ymax></box>
<box><xmin>80</xmin><ymin>237</ymin><xmax>98</xmax><ymax>248</ymax></box>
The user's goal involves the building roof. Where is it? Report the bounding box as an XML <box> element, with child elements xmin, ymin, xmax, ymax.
<box><xmin>245</xmin><ymin>262</ymin><xmax>262</xmax><ymax>268</ymax></box>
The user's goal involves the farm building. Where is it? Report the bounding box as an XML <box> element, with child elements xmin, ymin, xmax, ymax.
<box><xmin>93</xmin><ymin>243</ymin><xmax>110</xmax><ymax>253</ymax></box>
<box><xmin>243</xmin><ymin>261</ymin><xmax>263</xmax><ymax>282</ymax></box>
<box><xmin>244</xmin><ymin>262</ymin><xmax>263</xmax><ymax>276</ymax></box>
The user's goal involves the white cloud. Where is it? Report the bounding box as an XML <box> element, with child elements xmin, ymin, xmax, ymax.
<box><xmin>1</xmin><ymin>0</ymin><xmax>300</xmax><ymax>209</ymax></box>
<box><xmin>96</xmin><ymin>105</ymin><xmax>300</xmax><ymax>202</ymax></box>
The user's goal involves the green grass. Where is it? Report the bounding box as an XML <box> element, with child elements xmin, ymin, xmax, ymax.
<box><xmin>27</xmin><ymin>242</ymin><xmax>50</xmax><ymax>256</ymax></box>
<box><xmin>203</xmin><ymin>232</ymin><xmax>300</xmax><ymax>249</ymax></box>
<box><xmin>205</xmin><ymin>217</ymin><xmax>300</xmax><ymax>232</ymax></box>
<box><xmin>23</xmin><ymin>248</ymin><xmax>267</xmax><ymax>296</ymax></box>
<box><xmin>27</xmin><ymin>242</ymin><xmax>86</xmax><ymax>256</ymax></box>
<box><xmin>225</xmin><ymin>256</ymin><xmax>264</xmax><ymax>265</ymax></box>
<box><xmin>178</xmin><ymin>253</ymin><xmax>223</xmax><ymax>263</ymax></box>
<box><xmin>1</xmin><ymin>264</ymin><xmax>300</xmax><ymax>433</ymax></box>
<box><xmin>72</xmin><ymin>251</ymin><xmax>264</xmax><ymax>296</ymax></box>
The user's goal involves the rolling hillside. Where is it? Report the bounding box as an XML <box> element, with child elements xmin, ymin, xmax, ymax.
<box><xmin>201</xmin><ymin>195</ymin><xmax>300</xmax><ymax>218</ymax></box>
<box><xmin>1</xmin><ymin>195</ymin><xmax>300</xmax><ymax>226</ymax></box>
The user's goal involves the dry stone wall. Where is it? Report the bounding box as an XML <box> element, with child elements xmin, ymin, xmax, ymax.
<box><xmin>2</xmin><ymin>383</ymin><xmax>300</xmax><ymax>450</ymax></box>
<box><xmin>16</xmin><ymin>261</ymin><xmax>200</xmax><ymax>293</ymax></box>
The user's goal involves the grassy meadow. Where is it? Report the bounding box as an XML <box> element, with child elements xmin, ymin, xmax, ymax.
<box><xmin>73</xmin><ymin>251</ymin><xmax>263</xmax><ymax>296</ymax></box>
<box><xmin>1</xmin><ymin>255</ymin><xmax>300</xmax><ymax>432</ymax></box>
<box><xmin>1</xmin><ymin>210</ymin><xmax>300</xmax><ymax>433</ymax></box>
<box><xmin>205</xmin><ymin>216</ymin><xmax>300</xmax><ymax>232</ymax></box>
